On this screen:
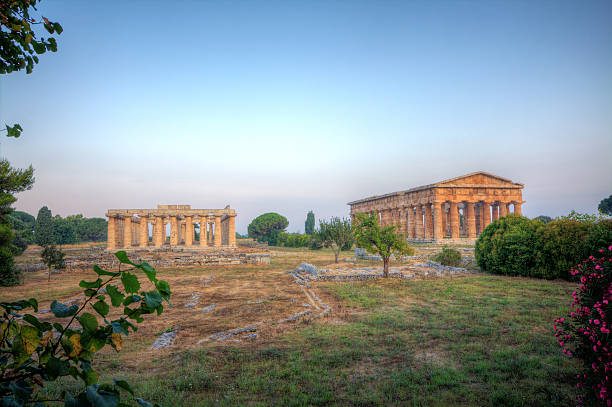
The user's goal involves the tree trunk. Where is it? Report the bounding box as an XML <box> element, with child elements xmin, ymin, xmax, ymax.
<box><xmin>383</xmin><ymin>258</ymin><xmax>389</xmax><ymax>278</ymax></box>
<box><xmin>334</xmin><ymin>249</ymin><xmax>339</xmax><ymax>263</ymax></box>
<box><xmin>48</xmin><ymin>267</ymin><xmax>51</xmax><ymax>281</ymax></box>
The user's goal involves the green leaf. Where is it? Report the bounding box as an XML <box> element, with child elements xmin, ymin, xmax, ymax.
<box><xmin>143</xmin><ymin>291</ymin><xmax>162</xmax><ymax>309</ymax></box>
<box><xmin>114</xmin><ymin>379</ymin><xmax>134</xmax><ymax>395</ymax></box>
<box><xmin>122</xmin><ymin>294</ymin><xmax>141</xmax><ymax>306</ymax></box>
<box><xmin>92</xmin><ymin>301</ymin><xmax>109</xmax><ymax>317</ymax></box>
<box><xmin>53</xmin><ymin>22</ymin><xmax>64</xmax><ymax>34</ymax></box>
<box><xmin>5</xmin><ymin>124</ymin><xmax>23</xmax><ymax>138</ymax></box>
<box><xmin>86</xmin><ymin>385</ymin><xmax>119</xmax><ymax>407</ymax></box>
<box><xmin>82</xmin><ymin>368</ymin><xmax>99</xmax><ymax>386</ymax></box>
<box><xmin>106</xmin><ymin>285</ymin><xmax>124</xmax><ymax>307</ymax></box>
<box><xmin>94</xmin><ymin>265</ymin><xmax>119</xmax><ymax>277</ymax></box>
<box><xmin>138</xmin><ymin>262</ymin><xmax>157</xmax><ymax>282</ymax></box>
<box><xmin>78</xmin><ymin>313</ymin><xmax>98</xmax><ymax>332</ymax></box>
<box><xmin>51</xmin><ymin>300</ymin><xmax>79</xmax><ymax>318</ymax></box>
<box><xmin>23</xmin><ymin>314</ymin><xmax>42</xmax><ymax>330</ymax></box>
<box><xmin>115</xmin><ymin>251</ymin><xmax>135</xmax><ymax>266</ymax></box>
<box><xmin>80</xmin><ymin>279</ymin><xmax>102</xmax><ymax>289</ymax></box>
<box><xmin>84</xmin><ymin>288</ymin><xmax>97</xmax><ymax>297</ymax></box>
<box><xmin>47</xmin><ymin>356</ymin><xmax>70</xmax><ymax>379</ymax></box>
<box><xmin>121</xmin><ymin>272</ymin><xmax>140</xmax><ymax>294</ymax></box>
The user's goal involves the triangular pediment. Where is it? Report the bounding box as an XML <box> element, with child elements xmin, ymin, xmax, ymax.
<box><xmin>434</xmin><ymin>172</ymin><xmax>520</xmax><ymax>187</ymax></box>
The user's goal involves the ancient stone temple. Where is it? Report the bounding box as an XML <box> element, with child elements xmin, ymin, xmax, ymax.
<box><xmin>348</xmin><ymin>172</ymin><xmax>524</xmax><ymax>242</ymax></box>
<box><xmin>105</xmin><ymin>205</ymin><xmax>237</xmax><ymax>250</ymax></box>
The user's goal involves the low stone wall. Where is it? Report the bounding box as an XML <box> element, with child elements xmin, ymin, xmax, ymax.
<box><xmin>20</xmin><ymin>249</ymin><xmax>270</xmax><ymax>273</ymax></box>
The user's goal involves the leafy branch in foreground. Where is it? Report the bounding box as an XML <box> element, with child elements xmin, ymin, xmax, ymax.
<box><xmin>0</xmin><ymin>251</ymin><xmax>171</xmax><ymax>406</ymax></box>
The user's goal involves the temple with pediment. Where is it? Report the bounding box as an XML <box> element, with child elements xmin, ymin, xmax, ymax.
<box><xmin>347</xmin><ymin>172</ymin><xmax>525</xmax><ymax>241</ymax></box>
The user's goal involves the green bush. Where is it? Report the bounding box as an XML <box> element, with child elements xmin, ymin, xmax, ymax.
<box><xmin>532</xmin><ymin>219</ymin><xmax>592</xmax><ymax>280</ymax></box>
<box><xmin>432</xmin><ymin>247</ymin><xmax>462</xmax><ymax>267</ymax></box>
<box><xmin>475</xmin><ymin>214</ymin><xmax>540</xmax><ymax>277</ymax></box>
<box><xmin>476</xmin><ymin>214</ymin><xmax>612</xmax><ymax>280</ymax></box>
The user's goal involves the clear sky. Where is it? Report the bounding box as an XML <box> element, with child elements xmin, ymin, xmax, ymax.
<box><xmin>1</xmin><ymin>0</ymin><xmax>611</xmax><ymax>233</ymax></box>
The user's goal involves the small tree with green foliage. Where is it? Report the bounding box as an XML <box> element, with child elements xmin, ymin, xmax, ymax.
<box><xmin>247</xmin><ymin>213</ymin><xmax>288</xmax><ymax>244</ymax></box>
<box><xmin>599</xmin><ymin>195</ymin><xmax>612</xmax><ymax>216</ymax></box>
<box><xmin>352</xmin><ymin>212</ymin><xmax>413</xmax><ymax>277</ymax></box>
<box><xmin>0</xmin><ymin>251</ymin><xmax>169</xmax><ymax>406</ymax></box>
<box><xmin>34</xmin><ymin>206</ymin><xmax>54</xmax><ymax>246</ymax></box>
<box><xmin>305</xmin><ymin>211</ymin><xmax>315</xmax><ymax>235</ymax></box>
<box><xmin>41</xmin><ymin>243</ymin><xmax>66</xmax><ymax>281</ymax></box>
<box><xmin>315</xmin><ymin>217</ymin><xmax>353</xmax><ymax>263</ymax></box>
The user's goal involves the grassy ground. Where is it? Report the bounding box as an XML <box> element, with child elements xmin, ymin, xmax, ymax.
<box><xmin>4</xmin><ymin>246</ymin><xmax>578</xmax><ymax>406</ymax></box>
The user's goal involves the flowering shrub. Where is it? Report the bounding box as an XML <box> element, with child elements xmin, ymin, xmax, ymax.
<box><xmin>554</xmin><ymin>245</ymin><xmax>612</xmax><ymax>405</ymax></box>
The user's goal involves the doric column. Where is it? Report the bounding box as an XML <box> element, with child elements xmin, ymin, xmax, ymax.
<box><xmin>139</xmin><ymin>216</ymin><xmax>148</xmax><ymax>248</ymax></box>
<box><xmin>424</xmin><ymin>204</ymin><xmax>433</xmax><ymax>239</ymax></box>
<box><xmin>228</xmin><ymin>215</ymin><xmax>236</xmax><ymax>247</ymax></box>
<box><xmin>154</xmin><ymin>216</ymin><xmax>163</xmax><ymax>247</ymax></box>
<box><xmin>433</xmin><ymin>202</ymin><xmax>443</xmax><ymax>240</ymax></box>
<box><xmin>482</xmin><ymin>202</ymin><xmax>491</xmax><ymax>229</ymax></box>
<box><xmin>123</xmin><ymin>216</ymin><xmax>132</xmax><ymax>249</ymax></box>
<box><xmin>499</xmin><ymin>202</ymin><xmax>508</xmax><ymax>217</ymax></box>
<box><xmin>442</xmin><ymin>205</ymin><xmax>448</xmax><ymax>237</ymax></box>
<box><xmin>107</xmin><ymin>216</ymin><xmax>116</xmax><ymax>250</ymax></box>
<box><xmin>200</xmin><ymin>218</ymin><xmax>208</xmax><ymax>246</ymax></box>
<box><xmin>492</xmin><ymin>203</ymin><xmax>499</xmax><ymax>221</ymax></box>
<box><xmin>407</xmin><ymin>206</ymin><xmax>415</xmax><ymax>238</ymax></box>
<box><xmin>214</xmin><ymin>216</ymin><xmax>222</xmax><ymax>247</ymax></box>
<box><xmin>450</xmin><ymin>202</ymin><xmax>459</xmax><ymax>238</ymax></box>
<box><xmin>170</xmin><ymin>216</ymin><xmax>178</xmax><ymax>246</ymax></box>
<box><xmin>465</xmin><ymin>202</ymin><xmax>477</xmax><ymax>238</ymax></box>
<box><xmin>513</xmin><ymin>202</ymin><xmax>522</xmax><ymax>215</ymax></box>
<box><xmin>185</xmin><ymin>216</ymin><xmax>193</xmax><ymax>246</ymax></box>
<box><xmin>180</xmin><ymin>220</ymin><xmax>186</xmax><ymax>244</ymax></box>
<box><xmin>415</xmin><ymin>205</ymin><xmax>425</xmax><ymax>239</ymax></box>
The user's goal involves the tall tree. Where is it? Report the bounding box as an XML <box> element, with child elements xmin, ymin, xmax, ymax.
<box><xmin>34</xmin><ymin>205</ymin><xmax>53</xmax><ymax>246</ymax></box>
<box><xmin>315</xmin><ymin>217</ymin><xmax>353</xmax><ymax>263</ymax></box>
<box><xmin>599</xmin><ymin>195</ymin><xmax>612</xmax><ymax>216</ymax></box>
<box><xmin>247</xmin><ymin>213</ymin><xmax>288</xmax><ymax>243</ymax></box>
<box><xmin>0</xmin><ymin>160</ymin><xmax>34</xmax><ymax>286</ymax></box>
<box><xmin>353</xmin><ymin>212</ymin><xmax>413</xmax><ymax>277</ymax></box>
<box><xmin>305</xmin><ymin>211</ymin><xmax>315</xmax><ymax>235</ymax></box>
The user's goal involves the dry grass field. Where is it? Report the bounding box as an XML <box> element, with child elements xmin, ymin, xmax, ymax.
<box><xmin>1</xmin><ymin>245</ymin><xmax>579</xmax><ymax>406</ymax></box>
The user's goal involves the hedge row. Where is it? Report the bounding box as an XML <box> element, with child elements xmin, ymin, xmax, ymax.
<box><xmin>475</xmin><ymin>214</ymin><xmax>612</xmax><ymax>280</ymax></box>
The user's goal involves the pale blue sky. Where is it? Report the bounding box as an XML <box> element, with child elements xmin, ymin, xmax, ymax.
<box><xmin>1</xmin><ymin>0</ymin><xmax>611</xmax><ymax>233</ymax></box>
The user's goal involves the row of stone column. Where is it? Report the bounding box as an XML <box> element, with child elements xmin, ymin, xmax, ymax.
<box><xmin>356</xmin><ymin>201</ymin><xmax>521</xmax><ymax>240</ymax></box>
<box><xmin>107</xmin><ymin>214</ymin><xmax>236</xmax><ymax>250</ymax></box>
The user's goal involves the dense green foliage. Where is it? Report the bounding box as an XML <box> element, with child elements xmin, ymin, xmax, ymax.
<box><xmin>475</xmin><ymin>214</ymin><xmax>612</xmax><ymax>280</ymax></box>
<box><xmin>41</xmin><ymin>243</ymin><xmax>65</xmax><ymax>280</ymax></box>
<box><xmin>276</xmin><ymin>232</ymin><xmax>311</xmax><ymax>248</ymax></box>
<box><xmin>599</xmin><ymin>195</ymin><xmax>612</xmax><ymax>216</ymax></box>
<box><xmin>8</xmin><ymin>210</ymin><xmax>35</xmax><ymax>246</ymax></box>
<box><xmin>0</xmin><ymin>160</ymin><xmax>34</xmax><ymax>286</ymax></box>
<box><xmin>304</xmin><ymin>211</ymin><xmax>315</xmax><ymax>235</ymax></box>
<box><xmin>475</xmin><ymin>215</ymin><xmax>540</xmax><ymax>277</ymax></box>
<box><xmin>33</xmin><ymin>207</ymin><xmax>107</xmax><ymax>246</ymax></box>
<box><xmin>432</xmin><ymin>247</ymin><xmax>462</xmax><ymax>267</ymax></box>
<box><xmin>554</xmin><ymin>247</ymin><xmax>612</xmax><ymax>405</ymax></box>
<box><xmin>533</xmin><ymin>215</ymin><xmax>553</xmax><ymax>224</ymax></box>
<box><xmin>34</xmin><ymin>206</ymin><xmax>54</xmax><ymax>246</ymax></box>
<box><xmin>353</xmin><ymin>212</ymin><xmax>413</xmax><ymax>277</ymax></box>
<box><xmin>247</xmin><ymin>213</ymin><xmax>288</xmax><ymax>243</ymax></box>
<box><xmin>315</xmin><ymin>217</ymin><xmax>354</xmax><ymax>263</ymax></box>
<box><xmin>0</xmin><ymin>251</ymin><xmax>169</xmax><ymax>406</ymax></box>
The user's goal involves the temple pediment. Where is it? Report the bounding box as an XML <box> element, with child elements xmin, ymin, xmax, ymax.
<box><xmin>434</xmin><ymin>172</ymin><xmax>521</xmax><ymax>188</ymax></box>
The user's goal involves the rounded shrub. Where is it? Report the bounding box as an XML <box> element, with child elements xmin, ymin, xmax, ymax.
<box><xmin>554</xmin><ymin>246</ymin><xmax>612</xmax><ymax>405</ymax></box>
<box><xmin>533</xmin><ymin>219</ymin><xmax>593</xmax><ymax>280</ymax></box>
<box><xmin>475</xmin><ymin>214</ymin><xmax>540</xmax><ymax>277</ymax></box>
<box><xmin>432</xmin><ymin>246</ymin><xmax>462</xmax><ymax>267</ymax></box>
